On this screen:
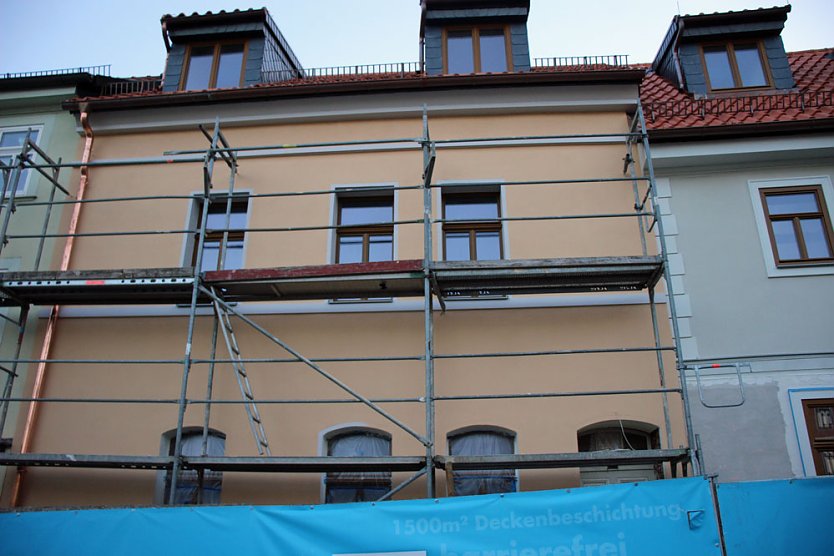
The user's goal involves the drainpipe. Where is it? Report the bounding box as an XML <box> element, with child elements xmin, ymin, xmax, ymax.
<box><xmin>10</xmin><ymin>109</ymin><xmax>94</xmax><ymax>507</ymax></box>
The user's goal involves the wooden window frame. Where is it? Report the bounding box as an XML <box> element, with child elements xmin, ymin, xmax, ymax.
<box><xmin>442</xmin><ymin>25</ymin><xmax>513</xmax><ymax>74</ymax></box>
<box><xmin>759</xmin><ymin>185</ymin><xmax>834</xmax><ymax>267</ymax></box>
<box><xmin>192</xmin><ymin>195</ymin><xmax>249</xmax><ymax>271</ymax></box>
<box><xmin>335</xmin><ymin>194</ymin><xmax>394</xmax><ymax>264</ymax></box>
<box><xmin>802</xmin><ymin>398</ymin><xmax>834</xmax><ymax>476</ymax></box>
<box><xmin>442</xmin><ymin>191</ymin><xmax>503</xmax><ymax>261</ymax></box>
<box><xmin>700</xmin><ymin>40</ymin><xmax>773</xmax><ymax>92</ymax></box>
<box><xmin>179</xmin><ymin>40</ymin><xmax>249</xmax><ymax>90</ymax></box>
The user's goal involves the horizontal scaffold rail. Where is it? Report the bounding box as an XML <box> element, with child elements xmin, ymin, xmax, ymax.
<box><xmin>0</xmin><ymin>257</ymin><xmax>664</xmax><ymax>306</ymax></box>
<box><xmin>0</xmin><ymin>450</ymin><xmax>688</xmax><ymax>473</ymax></box>
<box><xmin>435</xmin><ymin>449</ymin><xmax>690</xmax><ymax>470</ymax></box>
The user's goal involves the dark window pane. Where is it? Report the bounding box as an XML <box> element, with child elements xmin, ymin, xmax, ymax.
<box><xmin>475</xmin><ymin>231</ymin><xmax>501</xmax><ymax>260</ymax></box>
<box><xmin>338</xmin><ymin>235</ymin><xmax>363</xmax><ymax>264</ymax></box>
<box><xmin>704</xmin><ymin>47</ymin><xmax>735</xmax><ymax>89</ymax></box>
<box><xmin>215</xmin><ymin>44</ymin><xmax>245</xmax><ymax>88</ymax></box>
<box><xmin>771</xmin><ymin>220</ymin><xmax>801</xmax><ymax>260</ymax></box>
<box><xmin>339</xmin><ymin>197</ymin><xmax>393</xmax><ymax>225</ymax></box>
<box><xmin>447</xmin><ymin>30</ymin><xmax>474</xmax><ymax>74</ymax></box>
<box><xmin>0</xmin><ymin>130</ymin><xmax>37</xmax><ymax>148</ymax></box>
<box><xmin>479</xmin><ymin>29</ymin><xmax>508</xmax><ymax>72</ymax></box>
<box><xmin>734</xmin><ymin>45</ymin><xmax>767</xmax><ymax>87</ymax></box>
<box><xmin>368</xmin><ymin>234</ymin><xmax>393</xmax><ymax>262</ymax></box>
<box><xmin>766</xmin><ymin>193</ymin><xmax>819</xmax><ymax>215</ymax></box>
<box><xmin>445</xmin><ymin>197</ymin><xmax>499</xmax><ymax>220</ymax></box>
<box><xmin>184</xmin><ymin>46</ymin><xmax>214</xmax><ymax>90</ymax></box>
<box><xmin>445</xmin><ymin>232</ymin><xmax>470</xmax><ymax>261</ymax></box>
<box><xmin>800</xmin><ymin>218</ymin><xmax>833</xmax><ymax>258</ymax></box>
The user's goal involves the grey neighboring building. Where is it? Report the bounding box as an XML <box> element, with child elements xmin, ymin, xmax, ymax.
<box><xmin>0</xmin><ymin>67</ymin><xmax>114</xmax><ymax>495</ymax></box>
<box><xmin>643</xmin><ymin>6</ymin><xmax>834</xmax><ymax>482</ymax></box>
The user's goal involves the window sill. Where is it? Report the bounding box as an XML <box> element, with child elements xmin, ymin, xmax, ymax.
<box><xmin>766</xmin><ymin>262</ymin><xmax>834</xmax><ymax>278</ymax></box>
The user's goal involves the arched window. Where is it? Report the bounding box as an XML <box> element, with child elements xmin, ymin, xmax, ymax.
<box><xmin>159</xmin><ymin>428</ymin><xmax>225</xmax><ymax>505</ymax></box>
<box><xmin>448</xmin><ymin>427</ymin><xmax>517</xmax><ymax>496</ymax></box>
<box><xmin>325</xmin><ymin>428</ymin><xmax>392</xmax><ymax>503</ymax></box>
<box><xmin>577</xmin><ymin>421</ymin><xmax>659</xmax><ymax>486</ymax></box>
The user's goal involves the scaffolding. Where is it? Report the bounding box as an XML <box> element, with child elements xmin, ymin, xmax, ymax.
<box><xmin>0</xmin><ymin>106</ymin><xmax>697</xmax><ymax>506</ymax></box>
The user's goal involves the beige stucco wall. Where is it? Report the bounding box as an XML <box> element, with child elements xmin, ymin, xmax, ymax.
<box><xmin>4</xmin><ymin>110</ymin><xmax>682</xmax><ymax>508</ymax></box>
<box><xmin>13</xmin><ymin>304</ymin><xmax>682</xmax><ymax>507</ymax></box>
<box><xmin>65</xmin><ymin>112</ymin><xmax>653</xmax><ymax>271</ymax></box>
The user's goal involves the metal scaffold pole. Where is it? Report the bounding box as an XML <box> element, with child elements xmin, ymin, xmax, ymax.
<box><xmin>422</xmin><ymin>106</ymin><xmax>437</xmax><ymax>498</ymax></box>
<box><xmin>169</xmin><ymin>117</ymin><xmax>223</xmax><ymax>504</ymax></box>
<box><xmin>0</xmin><ymin>306</ymin><xmax>30</xmax><ymax>439</ymax></box>
<box><xmin>635</xmin><ymin>101</ymin><xmax>701</xmax><ymax>476</ymax></box>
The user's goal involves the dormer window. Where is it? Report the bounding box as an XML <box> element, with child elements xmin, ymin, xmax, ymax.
<box><xmin>443</xmin><ymin>26</ymin><xmax>511</xmax><ymax>74</ymax></box>
<box><xmin>181</xmin><ymin>42</ymin><xmax>247</xmax><ymax>90</ymax></box>
<box><xmin>702</xmin><ymin>41</ymin><xmax>771</xmax><ymax>91</ymax></box>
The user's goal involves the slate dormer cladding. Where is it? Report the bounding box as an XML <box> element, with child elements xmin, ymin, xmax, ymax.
<box><xmin>421</xmin><ymin>0</ymin><xmax>531</xmax><ymax>76</ymax></box>
<box><xmin>161</xmin><ymin>9</ymin><xmax>303</xmax><ymax>92</ymax></box>
<box><xmin>651</xmin><ymin>6</ymin><xmax>794</xmax><ymax>96</ymax></box>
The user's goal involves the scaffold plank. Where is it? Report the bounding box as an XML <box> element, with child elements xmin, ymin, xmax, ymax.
<box><xmin>0</xmin><ymin>256</ymin><xmax>664</xmax><ymax>306</ymax></box>
<box><xmin>434</xmin><ymin>449</ymin><xmax>688</xmax><ymax>470</ymax></box>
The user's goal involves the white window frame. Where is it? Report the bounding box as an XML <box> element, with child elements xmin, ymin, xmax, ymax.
<box><xmin>180</xmin><ymin>190</ymin><xmax>252</xmax><ymax>271</ymax></box>
<box><xmin>0</xmin><ymin>125</ymin><xmax>44</xmax><ymax>198</ymax></box>
<box><xmin>327</xmin><ymin>183</ymin><xmax>398</xmax><ymax>304</ymax></box>
<box><xmin>435</xmin><ymin>180</ymin><xmax>509</xmax><ymax>262</ymax></box>
<box><xmin>788</xmin><ymin>387</ymin><xmax>834</xmax><ymax>477</ymax></box>
<box><xmin>328</xmin><ymin>183</ymin><xmax>399</xmax><ymax>264</ymax></box>
<box><xmin>748</xmin><ymin>176</ymin><xmax>834</xmax><ymax>277</ymax></box>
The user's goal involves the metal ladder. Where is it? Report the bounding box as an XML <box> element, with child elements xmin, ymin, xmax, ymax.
<box><xmin>212</xmin><ymin>289</ymin><xmax>272</xmax><ymax>456</ymax></box>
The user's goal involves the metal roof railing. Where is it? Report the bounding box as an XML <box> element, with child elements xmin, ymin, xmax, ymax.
<box><xmin>102</xmin><ymin>77</ymin><xmax>163</xmax><ymax>96</ymax></box>
<box><xmin>0</xmin><ymin>65</ymin><xmax>111</xmax><ymax>80</ymax></box>
<box><xmin>644</xmin><ymin>90</ymin><xmax>834</xmax><ymax>120</ymax></box>
<box><xmin>532</xmin><ymin>55</ymin><xmax>630</xmax><ymax>68</ymax></box>
<box><xmin>262</xmin><ymin>62</ymin><xmax>423</xmax><ymax>83</ymax></box>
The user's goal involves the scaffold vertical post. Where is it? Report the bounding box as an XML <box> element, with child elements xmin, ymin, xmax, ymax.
<box><xmin>0</xmin><ymin>132</ymin><xmax>31</xmax><ymax>259</ymax></box>
<box><xmin>169</xmin><ymin>117</ymin><xmax>222</xmax><ymax>504</ymax></box>
<box><xmin>422</xmin><ymin>105</ymin><xmax>436</xmax><ymax>497</ymax></box>
<box><xmin>625</xmin><ymin>135</ymin><xmax>648</xmax><ymax>257</ymax></box>
<box><xmin>34</xmin><ymin>158</ymin><xmax>61</xmax><ymax>270</ymax></box>
<box><xmin>0</xmin><ymin>306</ymin><xmax>30</xmax><ymax>439</ymax></box>
<box><xmin>648</xmin><ymin>286</ymin><xmax>674</xmax><ymax>451</ymax></box>
<box><xmin>637</xmin><ymin>101</ymin><xmax>700</xmax><ymax>475</ymax></box>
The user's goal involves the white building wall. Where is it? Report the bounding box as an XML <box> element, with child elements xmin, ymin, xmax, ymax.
<box><xmin>651</xmin><ymin>136</ymin><xmax>834</xmax><ymax>481</ymax></box>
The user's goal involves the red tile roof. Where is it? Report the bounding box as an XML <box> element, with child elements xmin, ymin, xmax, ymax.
<box><xmin>641</xmin><ymin>49</ymin><xmax>834</xmax><ymax>132</ymax></box>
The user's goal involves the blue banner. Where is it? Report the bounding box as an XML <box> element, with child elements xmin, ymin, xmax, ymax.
<box><xmin>0</xmin><ymin>477</ymin><xmax>720</xmax><ymax>556</ymax></box>
<box><xmin>718</xmin><ymin>477</ymin><xmax>834</xmax><ymax>556</ymax></box>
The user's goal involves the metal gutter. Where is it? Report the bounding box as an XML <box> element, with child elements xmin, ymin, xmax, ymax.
<box><xmin>648</xmin><ymin>118</ymin><xmax>834</xmax><ymax>142</ymax></box>
<box><xmin>10</xmin><ymin>110</ymin><xmax>94</xmax><ymax>507</ymax></box>
<box><xmin>62</xmin><ymin>70</ymin><xmax>646</xmax><ymax>112</ymax></box>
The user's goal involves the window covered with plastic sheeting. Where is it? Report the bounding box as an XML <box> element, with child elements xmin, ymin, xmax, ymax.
<box><xmin>448</xmin><ymin>428</ymin><xmax>517</xmax><ymax>496</ymax></box>
<box><xmin>163</xmin><ymin>430</ymin><xmax>225</xmax><ymax>505</ymax></box>
<box><xmin>326</xmin><ymin>429</ymin><xmax>392</xmax><ymax>503</ymax></box>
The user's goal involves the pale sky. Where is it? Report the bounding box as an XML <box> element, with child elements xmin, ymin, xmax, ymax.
<box><xmin>1</xmin><ymin>0</ymin><xmax>831</xmax><ymax>77</ymax></box>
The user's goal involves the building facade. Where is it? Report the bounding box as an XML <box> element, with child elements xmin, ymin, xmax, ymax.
<box><xmin>643</xmin><ymin>6</ymin><xmax>834</xmax><ymax>482</ymax></box>
<box><xmin>0</xmin><ymin>2</ymin><xmax>696</xmax><ymax>508</ymax></box>
<box><xmin>0</xmin><ymin>68</ymin><xmax>115</xmax><ymax>498</ymax></box>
